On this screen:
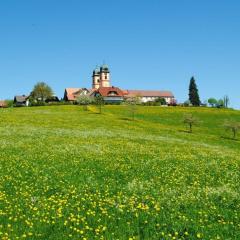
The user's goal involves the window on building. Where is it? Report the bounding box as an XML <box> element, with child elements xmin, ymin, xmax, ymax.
<box><xmin>108</xmin><ymin>91</ymin><xmax>117</xmax><ymax>96</ymax></box>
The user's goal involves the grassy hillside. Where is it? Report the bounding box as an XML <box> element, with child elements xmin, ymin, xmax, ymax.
<box><xmin>0</xmin><ymin>105</ymin><xmax>239</xmax><ymax>239</ymax></box>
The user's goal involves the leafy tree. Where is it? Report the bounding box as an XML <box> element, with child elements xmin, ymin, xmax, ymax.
<box><xmin>94</xmin><ymin>95</ymin><xmax>104</xmax><ymax>114</ymax></box>
<box><xmin>5</xmin><ymin>100</ymin><xmax>14</xmax><ymax>108</ymax></box>
<box><xmin>223</xmin><ymin>95</ymin><xmax>230</xmax><ymax>108</ymax></box>
<box><xmin>155</xmin><ymin>97</ymin><xmax>167</xmax><ymax>105</ymax></box>
<box><xmin>217</xmin><ymin>99</ymin><xmax>224</xmax><ymax>108</ymax></box>
<box><xmin>183</xmin><ymin>100</ymin><xmax>191</xmax><ymax>107</ymax></box>
<box><xmin>168</xmin><ymin>98</ymin><xmax>177</xmax><ymax>106</ymax></box>
<box><xmin>77</xmin><ymin>95</ymin><xmax>92</xmax><ymax>111</ymax></box>
<box><xmin>208</xmin><ymin>98</ymin><xmax>218</xmax><ymax>107</ymax></box>
<box><xmin>30</xmin><ymin>82</ymin><xmax>53</xmax><ymax>102</ymax></box>
<box><xmin>183</xmin><ymin>114</ymin><xmax>199</xmax><ymax>133</ymax></box>
<box><xmin>125</xmin><ymin>96</ymin><xmax>141</xmax><ymax>121</ymax></box>
<box><xmin>189</xmin><ymin>77</ymin><xmax>200</xmax><ymax>106</ymax></box>
<box><xmin>224</xmin><ymin>121</ymin><xmax>240</xmax><ymax>139</ymax></box>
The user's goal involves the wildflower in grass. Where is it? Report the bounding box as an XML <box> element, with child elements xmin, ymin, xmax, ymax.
<box><xmin>0</xmin><ymin>105</ymin><xmax>239</xmax><ymax>239</ymax></box>
<box><xmin>197</xmin><ymin>233</ymin><xmax>202</xmax><ymax>238</ymax></box>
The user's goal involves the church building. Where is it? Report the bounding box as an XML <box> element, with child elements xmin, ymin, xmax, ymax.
<box><xmin>64</xmin><ymin>64</ymin><xmax>175</xmax><ymax>104</ymax></box>
<box><xmin>90</xmin><ymin>64</ymin><xmax>124</xmax><ymax>103</ymax></box>
<box><xmin>92</xmin><ymin>64</ymin><xmax>111</xmax><ymax>89</ymax></box>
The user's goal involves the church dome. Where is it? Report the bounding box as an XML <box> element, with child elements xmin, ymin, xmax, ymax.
<box><xmin>101</xmin><ymin>64</ymin><xmax>109</xmax><ymax>72</ymax></box>
<box><xmin>93</xmin><ymin>66</ymin><xmax>100</xmax><ymax>75</ymax></box>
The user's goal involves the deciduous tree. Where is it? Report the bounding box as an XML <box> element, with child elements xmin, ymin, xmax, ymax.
<box><xmin>125</xmin><ymin>96</ymin><xmax>141</xmax><ymax>121</ymax></box>
<box><xmin>217</xmin><ymin>99</ymin><xmax>224</xmax><ymax>108</ymax></box>
<box><xmin>224</xmin><ymin>121</ymin><xmax>240</xmax><ymax>139</ymax></box>
<box><xmin>183</xmin><ymin>114</ymin><xmax>199</xmax><ymax>133</ymax></box>
<box><xmin>223</xmin><ymin>95</ymin><xmax>230</xmax><ymax>108</ymax></box>
<box><xmin>77</xmin><ymin>95</ymin><xmax>92</xmax><ymax>111</ymax></box>
<box><xmin>94</xmin><ymin>95</ymin><xmax>104</xmax><ymax>114</ymax></box>
<box><xmin>155</xmin><ymin>97</ymin><xmax>167</xmax><ymax>105</ymax></box>
<box><xmin>30</xmin><ymin>82</ymin><xmax>53</xmax><ymax>102</ymax></box>
<box><xmin>208</xmin><ymin>98</ymin><xmax>218</xmax><ymax>107</ymax></box>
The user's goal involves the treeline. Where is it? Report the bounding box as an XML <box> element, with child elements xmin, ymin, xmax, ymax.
<box><xmin>183</xmin><ymin>77</ymin><xmax>230</xmax><ymax>109</ymax></box>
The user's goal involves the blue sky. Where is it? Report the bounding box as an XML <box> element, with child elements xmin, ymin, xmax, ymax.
<box><xmin>0</xmin><ymin>0</ymin><xmax>239</xmax><ymax>108</ymax></box>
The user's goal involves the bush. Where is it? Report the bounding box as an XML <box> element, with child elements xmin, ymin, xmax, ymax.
<box><xmin>47</xmin><ymin>101</ymin><xmax>74</xmax><ymax>106</ymax></box>
<box><xmin>5</xmin><ymin>100</ymin><xmax>14</xmax><ymax>108</ymax></box>
<box><xmin>30</xmin><ymin>101</ymin><xmax>47</xmax><ymax>107</ymax></box>
<box><xmin>77</xmin><ymin>95</ymin><xmax>93</xmax><ymax>111</ymax></box>
<box><xmin>183</xmin><ymin>100</ymin><xmax>191</xmax><ymax>107</ymax></box>
<box><xmin>155</xmin><ymin>97</ymin><xmax>167</xmax><ymax>105</ymax></box>
<box><xmin>104</xmin><ymin>102</ymin><xmax>121</xmax><ymax>105</ymax></box>
<box><xmin>142</xmin><ymin>101</ymin><xmax>160</xmax><ymax>106</ymax></box>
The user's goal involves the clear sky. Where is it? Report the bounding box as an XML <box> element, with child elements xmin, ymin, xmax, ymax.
<box><xmin>0</xmin><ymin>0</ymin><xmax>239</xmax><ymax>108</ymax></box>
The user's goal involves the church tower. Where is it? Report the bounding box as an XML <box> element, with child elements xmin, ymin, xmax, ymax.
<box><xmin>100</xmin><ymin>64</ymin><xmax>110</xmax><ymax>87</ymax></box>
<box><xmin>92</xmin><ymin>66</ymin><xmax>101</xmax><ymax>89</ymax></box>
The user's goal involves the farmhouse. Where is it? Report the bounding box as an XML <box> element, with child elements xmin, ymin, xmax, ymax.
<box><xmin>0</xmin><ymin>101</ymin><xmax>7</xmax><ymax>108</ymax></box>
<box><xmin>64</xmin><ymin>64</ymin><xmax>175</xmax><ymax>104</ymax></box>
<box><xmin>90</xmin><ymin>86</ymin><xmax>124</xmax><ymax>103</ymax></box>
<box><xmin>14</xmin><ymin>95</ymin><xmax>29</xmax><ymax>107</ymax></box>
<box><xmin>45</xmin><ymin>96</ymin><xmax>60</xmax><ymax>103</ymax></box>
<box><xmin>63</xmin><ymin>88</ymin><xmax>90</xmax><ymax>102</ymax></box>
<box><xmin>125</xmin><ymin>90</ymin><xmax>175</xmax><ymax>104</ymax></box>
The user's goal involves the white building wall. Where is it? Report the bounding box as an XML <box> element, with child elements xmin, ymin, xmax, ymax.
<box><xmin>140</xmin><ymin>96</ymin><xmax>173</xmax><ymax>104</ymax></box>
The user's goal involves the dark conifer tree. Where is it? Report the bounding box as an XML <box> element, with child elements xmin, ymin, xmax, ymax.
<box><xmin>189</xmin><ymin>77</ymin><xmax>200</xmax><ymax>106</ymax></box>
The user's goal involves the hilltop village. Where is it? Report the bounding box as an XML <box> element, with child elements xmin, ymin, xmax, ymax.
<box><xmin>64</xmin><ymin>64</ymin><xmax>175</xmax><ymax>105</ymax></box>
<box><xmin>1</xmin><ymin>64</ymin><xmax>176</xmax><ymax>107</ymax></box>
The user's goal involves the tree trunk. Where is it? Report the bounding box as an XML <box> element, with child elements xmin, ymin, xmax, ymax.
<box><xmin>189</xmin><ymin>123</ymin><xmax>192</xmax><ymax>133</ymax></box>
<box><xmin>233</xmin><ymin>128</ymin><xmax>236</xmax><ymax>139</ymax></box>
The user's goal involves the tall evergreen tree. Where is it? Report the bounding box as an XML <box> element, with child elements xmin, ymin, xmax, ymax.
<box><xmin>189</xmin><ymin>77</ymin><xmax>200</xmax><ymax>106</ymax></box>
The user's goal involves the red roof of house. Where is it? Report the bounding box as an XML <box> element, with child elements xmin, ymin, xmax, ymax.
<box><xmin>93</xmin><ymin>87</ymin><xmax>124</xmax><ymax>97</ymax></box>
<box><xmin>125</xmin><ymin>90</ymin><xmax>174</xmax><ymax>98</ymax></box>
<box><xmin>65</xmin><ymin>88</ymin><xmax>89</xmax><ymax>101</ymax></box>
<box><xmin>0</xmin><ymin>101</ymin><xmax>7</xmax><ymax>107</ymax></box>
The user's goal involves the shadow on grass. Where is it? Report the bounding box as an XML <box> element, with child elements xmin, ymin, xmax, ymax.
<box><xmin>88</xmin><ymin>112</ymin><xmax>101</xmax><ymax>115</ymax></box>
<box><xmin>118</xmin><ymin>117</ymin><xmax>140</xmax><ymax>122</ymax></box>
<box><xmin>178</xmin><ymin>129</ymin><xmax>192</xmax><ymax>134</ymax></box>
<box><xmin>119</xmin><ymin>117</ymin><xmax>133</xmax><ymax>121</ymax></box>
<box><xmin>86</xmin><ymin>110</ymin><xmax>103</xmax><ymax>115</ymax></box>
<box><xmin>220</xmin><ymin>136</ymin><xmax>239</xmax><ymax>141</ymax></box>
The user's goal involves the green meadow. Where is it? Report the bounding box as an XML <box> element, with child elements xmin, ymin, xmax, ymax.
<box><xmin>0</xmin><ymin>105</ymin><xmax>239</xmax><ymax>240</ymax></box>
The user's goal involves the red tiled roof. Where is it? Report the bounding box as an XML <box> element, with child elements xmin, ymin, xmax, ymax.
<box><xmin>125</xmin><ymin>90</ymin><xmax>174</xmax><ymax>98</ymax></box>
<box><xmin>65</xmin><ymin>88</ymin><xmax>89</xmax><ymax>101</ymax></box>
<box><xmin>93</xmin><ymin>87</ymin><xmax>124</xmax><ymax>97</ymax></box>
<box><xmin>0</xmin><ymin>101</ymin><xmax>7</xmax><ymax>107</ymax></box>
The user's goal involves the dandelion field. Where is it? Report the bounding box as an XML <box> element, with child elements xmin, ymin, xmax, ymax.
<box><xmin>0</xmin><ymin>105</ymin><xmax>240</xmax><ymax>239</ymax></box>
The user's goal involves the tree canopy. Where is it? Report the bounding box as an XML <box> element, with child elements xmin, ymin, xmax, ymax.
<box><xmin>30</xmin><ymin>82</ymin><xmax>53</xmax><ymax>102</ymax></box>
<box><xmin>224</xmin><ymin>121</ymin><xmax>240</xmax><ymax>139</ymax></box>
<box><xmin>189</xmin><ymin>77</ymin><xmax>200</xmax><ymax>106</ymax></box>
<box><xmin>208</xmin><ymin>98</ymin><xmax>218</xmax><ymax>107</ymax></box>
<box><xmin>183</xmin><ymin>114</ymin><xmax>199</xmax><ymax>133</ymax></box>
<box><xmin>77</xmin><ymin>95</ymin><xmax>93</xmax><ymax>111</ymax></box>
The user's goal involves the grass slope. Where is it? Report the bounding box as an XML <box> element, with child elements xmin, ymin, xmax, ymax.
<box><xmin>0</xmin><ymin>106</ymin><xmax>239</xmax><ymax>240</ymax></box>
